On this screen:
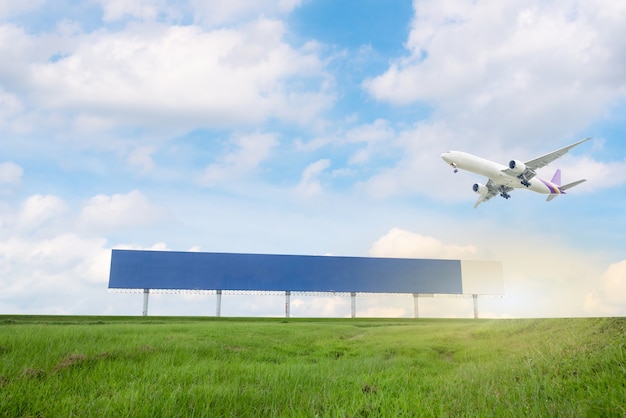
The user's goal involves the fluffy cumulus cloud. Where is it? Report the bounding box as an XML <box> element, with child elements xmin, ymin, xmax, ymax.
<box><xmin>26</xmin><ymin>18</ymin><xmax>330</xmax><ymax>131</ymax></box>
<box><xmin>0</xmin><ymin>231</ymin><xmax>170</xmax><ymax>314</ymax></box>
<box><xmin>0</xmin><ymin>234</ymin><xmax>107</xmax><ymax>288</ymax></box>
<box><xmin>16</xmin><ymin>194</ymin><xmax>68</xmax><ymax>233</ymax></box>
<box><xmin>364</xmin><ymin>0</ymin><xmax>626</xmax><ymax>140</ymax></box>
<box><xmin>78</xmin><ymin>190</ymin><xmax>165</xmax><ymax>234</ymax></box>
<box><xmin>585</xmin><ymin>259</ymin><xmax>626</xmax><ymax>315</ymax></box>
<box><xmin>369</xmin><ymin>227</ymin><xmax>478</xmax><ymax>259</ymax></box>
<box><xmin>561</xmin><ymin>155</ymin><xmax>626</xmax><ymax>193</ymax></box>
<box><xmin>0</xmin><ymin>7</ymin><xmax>332</xmax><ymax>140</ymax></box>
<box><xmin>0</xmin><ymin>194</ymin><xmax>112</xmax><ymax>313</ymax></box>
<box><xmin>0</xmin><ymin>188</ymin><xmax>175</xmax><ymax>314</ymax></box>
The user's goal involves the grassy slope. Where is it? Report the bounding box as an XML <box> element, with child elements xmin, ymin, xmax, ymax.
<box><xmin>0</xmin><ymin>316</ymin><xmax>624</xmax><ymax>417</ymax></box>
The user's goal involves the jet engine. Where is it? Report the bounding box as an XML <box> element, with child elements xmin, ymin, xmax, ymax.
<box><xmin>473</xmin><ymin>183</ymin><xmax>488</xmax><ymax>195</ymax></box>
<box><xmin>508</xmin><ymin>159</ymin><xmax>526</xmax><ymax>173</ymax></box>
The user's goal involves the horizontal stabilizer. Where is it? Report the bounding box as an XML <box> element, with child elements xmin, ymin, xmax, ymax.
<box><xmin>560</xmin><ymin>179</ymin><xmax>586</xmax><ymax>191</ymax></box>
<box><xmin>546</xmin><ymin>179</ymin><xmax>586</xmax><ymax>202</ymax></box>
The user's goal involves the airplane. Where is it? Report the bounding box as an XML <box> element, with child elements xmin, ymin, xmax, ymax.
<box><xmin>441</xmin><ymin>138</ymin><xmax>591</xmax><ymax>208</ymax></box>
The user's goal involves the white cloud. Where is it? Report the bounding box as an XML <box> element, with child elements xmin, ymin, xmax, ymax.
<box><xmin>561</xmin><ymin>155</ymin><xmax>626</xmax><ymax>192</ymax></box>
<box><xmin>127</xmin><ymin>145</ymin><xmax>156</xmax><ymax>172</ymax></box>
<box><xmin>295</xmin><ymin>135</ymin><xmax>335</xmax><ymax>152</ymax></box>
<box><xmin>364</xmin><ymin>0</ymin><xmax>626</xmax><ymax>141</ymax></box>
<box><xmin>346</xmin><ymin>119</ymin><xmax>394</xmax><ymax>165</ymax></box>
<box><xmin>29</xmin><ymin>19</ymin><xmax>331</xmax><ymax>131</ymax></box>
<box><xmin>0</xmin><ymin>233</ymin><xmax>108</xmax><ymax>290</ymax></box>
<box><xmin>97</xmin><ymin>0</ymin><xmax>304</xmax><ymax>26</ymax></box>
<box><xmin>78</xmin><ymin>190</ymin><xmax>165</xmax><ymax>233</ymax></box>
<box><xmin>0</xmin><ymin>161</ymin><xmax>23</xmax><ymax>186</ymax></box>
<box><xmin>369</xmin><ymin>227</ymin><xmax>479</xmax><ymax>259</ymax></box>
<box><xmin>345</xmin><ymin>119</ymin><xmax>394</xmax><ymax>145</ymax></box>
<box><xmin>100</xmin><ymin>0</ymin><xmax>172</xmax><ymax>22</ymax></box>
<box><xmin>200</xmin><ymin>132</ymin><xmax>278</xmax><ymax>185</ymax></box>
<box><xmin>0</xmin><ymin>87</ymin><xmax>24</xmax><ymax>128</ymax></box>
<box><xmin>17</xmin><ymin>194</ymin><xmax>68</xmax><ymax>232</ymax></box>
<box><xmin>295</xmin><ymin>119</ymin><xmax>395</xmax><ymax>165</ymax></box>
<box><xmin>72</xmin><ymin>114</ymin><xmax>117</xmax><ymax>133</ymax></box>
<box><xmin>357</xmin><ymin>122</ymin><xmax>459</xmax><ymax>199</ymax></box>
<box><xmin>0</xmin><ymin>23</ymin><xmax>73</xmax><ymax>84</ymax></box>
<box><xmin>0</xmin><ymin>232</ymin><xmax>147</xmax><ymax>315</ymax></box>
<box><xmin>585</xmin><ymin>259</ymin><xmax>626</xmax><ymax>315</ymax></box>
<box><xmin>296</xmin><ymin>159</ymin><xmax>330</xmax><ymax>197</ymax></box>
<box><xmin>191</xmin><ymin>0</ymin><xmax>302</xmax><ymax>26</ymax></box>
<box><xmin>0</xmin><ymin>0</ymin><xmax>44</xmax><ymax>18</ymax></box>
<box><xmin>0</xmin><ymin>189</ymin><xmax>178</xmax><ymax>315</ymax></box>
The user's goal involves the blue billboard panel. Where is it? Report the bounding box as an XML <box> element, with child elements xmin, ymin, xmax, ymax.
<box><xmin>109</xmin><ymin>249</ymin><xmax>464</xmax><ymax>294</ymax></box>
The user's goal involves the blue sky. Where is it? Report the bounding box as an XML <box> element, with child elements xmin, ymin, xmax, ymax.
<box><xmin>1</xmin><ymin>0</ymin><xmax>625</xmax><ymax>318</ymax></box>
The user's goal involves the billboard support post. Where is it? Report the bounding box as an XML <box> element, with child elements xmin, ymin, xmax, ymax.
<box><xmin>473</xmin><ymin>294</ymin><xmax>478</xmax><ymax>319</ymax></box>
<box><xmin>142</xmin><ymin>289</ymin><xmax>150</xmax><ymax>316</ymax></box>
<box><xmin>216</xmin><ymin>290</ymin><xmax>222</xmax><ymax>317</ymax></box>
<box><xmin>351</xmin><ymin>292</ymin><xmax>356</xmax><ymax>318</ymax></box>
<box><xmin>285</xmin><ymin>291</ymin><xmax>291</xmax><ymax>318</ymax></box>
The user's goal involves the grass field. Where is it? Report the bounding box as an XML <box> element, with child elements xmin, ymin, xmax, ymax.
<box><xmin>0</xmin><ymin>316</ymin><xmax>624</xmax><ymax>417</ymax></box>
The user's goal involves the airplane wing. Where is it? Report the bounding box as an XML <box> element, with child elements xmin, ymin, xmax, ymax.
<box><xmin>503</xmin><ymin>137</ymin><xmax>591</xmax><ymax>181</ymax></box>
<box><xmin>474</xmin><ymin>180</ymin><xmax>512</xmax><ymax>208</ymax></box>
<box><xmin>524</xmin><ymin>137</ymin><xmax>591</xmax><ymax>170</ymax></box>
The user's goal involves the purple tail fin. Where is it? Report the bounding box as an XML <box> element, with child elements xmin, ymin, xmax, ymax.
<box><xmin>551</xmin><ymin>169</ymin><xmax>561</xmax><ymax>186</ymax></box>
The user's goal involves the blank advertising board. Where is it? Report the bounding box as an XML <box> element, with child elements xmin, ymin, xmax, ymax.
<box><xmin>109</xmin><ymin>249</ymin><xmax>503</xmax><ymax>295</ymax></box>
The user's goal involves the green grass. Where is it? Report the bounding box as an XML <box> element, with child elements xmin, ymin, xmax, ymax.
<box><xmin>1</xmin><ymin>316</ymin><xmax>624</xmax><ymax>417</ymax></box>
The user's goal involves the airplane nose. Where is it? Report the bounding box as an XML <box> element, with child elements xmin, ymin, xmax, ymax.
<box><xmin>441</xmin><ymin>152</ymin><xmax>450</xmax><ymax>163</ymax></box>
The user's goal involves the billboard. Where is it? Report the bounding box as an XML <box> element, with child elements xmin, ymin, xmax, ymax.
<box><xmin>109</xmin><ymin>249</ymin><xmax>502</xmax><ymax>295</ymax></box>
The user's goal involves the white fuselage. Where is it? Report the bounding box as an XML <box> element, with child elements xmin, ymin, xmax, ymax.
<box><xmin>441</xmin><ymin>151</ymin><xmax>561</xmax><ymax>195</ymax></box>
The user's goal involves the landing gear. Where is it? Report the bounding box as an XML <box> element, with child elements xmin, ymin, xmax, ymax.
<box><xmin>454</xmin><ymin>168</ymin><xmax>458</xmax><ymax>173</ymax></box>
<box><xmin>518</xmin><ymin>175</ymin><xmax>531</xmax><ymax>187</ymax></box>
<box><xmin>500</xmin><ymin>192</ymin><xmax>511</xmax><ymax>199</ymax></box>
<box><xmin>518</xmin><ymin>173</ymin><xmax>531</xmax><ymax>187</ymax></box>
